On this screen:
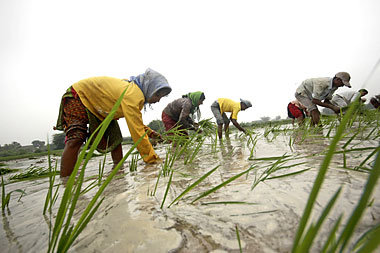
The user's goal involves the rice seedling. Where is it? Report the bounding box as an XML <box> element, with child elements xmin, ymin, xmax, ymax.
<box><xmin>97</xmin><ymin>143</ymin><xmax>109</xmax><ymax>185</ymax></box>
<box><xmin>9</xmin><ymin>165</ymin><xmax>59</xmax><ymax>182</ymax></box>
<box><xmin>0</xmin><ymin>167</ymin><xmax>18</xmax><ymax>175</ymax></box>
<box><xmin>184</xmin><ymin>135</ymin><xmax>206</xmax><ymax>164</ymax></box>
<box><xmin>161</xmin><ymin>125</ymin><xmax>206</xmax><ymax>167</ymax></box>
<box><xmin>211</xmin><ymin>127</ymin><xmax>218</xmax><ymax>154</ymax></box>
<box><xmin>128</xmin><ymin>152</ymin><xmax>139</xmax><ymax>172</ymax></box>
<box><xmin>162</xmin><ymin>145</ymin><xmax>180</xmax><ymax>177</ymax></box>
<box><xmin>251</xmin><ymin>154</ymin><xmax>309</xmax><ymax>190</ymax></box>
<box><xmin>250</xmin><ymin>154</ymin><xmax>293</xmax><ymax>161</ymax></box>
<box><xmin>342</xmin><ymin>130</ymin><xmax>359</xmax><ymax>149</ymax></box>
<box><xmin>43</xmin><ymin>140</ymin><xmax>61</xmax><ymax>247</ymax></box>
<box><xmin>149</xmin><ymin>168</ymin><xmax>162</xmax><ymax>196</ymax></box>
<box><xmin>200</xmin><ymin>201</ymin><xmax>258</xmax><ymax>206</ymax></box>
<box><xmin>333</xmin><ymin>146</ymin><xmax>377</xmax><ymax>155</ymax></box>
<box><xmin>43</xmin><ymin>156</ymin><xmax>59</xmax><ymax>215</ymax></box>
<box><xmin>175</xmin><ymin>129</ymin><xmax>205</xmax><ymax>162</ymax></box>
<box><xmin>168</xmin><ymin>165</ymin><xmax>220</xmax><ymax>208</ymax></box>
<box><xmin>288</xmin><ymin>134</ymin><xmax>294</xmax><ymax>152</ymax></box>
<box><xmin>342</xmin><ymin>150</ymin><xmax>347</xmax><ymax>168</ymax></box>
<box><xmin>365</xmin><ymin>127</ymin><xmax>377</xmax><ymax>140</ymax></box>
<box><xmin>235</xmin><ymin>224</ymin><xmax>243</xmax><ymax>253</ymax></box>
<box><xmin>263</xmin><ymin>125</ymin><xmax>271</xmax><ymax>139</ymax></box>
<box><xmin>352</xmin><ymin>223</ymin><xmax>380</xmax><ymax>251</ymax></box>
<box><xmin>230</xmin><ymin>210</ymin><xmax>278</xmax><ymax>217</ymax></box>
<box><xmin>191</xmin><ymin>165</ymin><xmax>256</xmax><ymax>204</ymax></box>
<box><xmin>329</xmin><ymin>150</ymin><xmax>380</xmax><ymax>252</ymax></box>
<box><xmin>79</xmin><ymin>179</ymin><xmax>100</xmax><ymax>196</ymax></box>
<box><xmin>198</xmin><ymin>118</ymin><xmax>216</xmax><ymax>135</ymax></box>
<box><xmin>265</xmin><ymin>167</ymin><xmax>310</xmax><ymax>180</ymax></box>
<box><xmin>160</xmin><ymin>169</ymin><xmax>174</xmax><ymax>209</ymax></box>
<box><xmin>355</xmin><ymin>146</ymin><xmax>380</xmax><ymax>171</ymax></box>
<box><xmin>2</xmin><ymin>176</ymin><xmax>9</xmax><ymax>211</ymax></box>
<box><xmin>2</xmin><ymin>176</ymin><xmax>26</xmax><ymax>212</ymax></box>
<box><xmin>295</xmin><ymin>187</ymin><xmax>342</xmax><ymax>252</ymax></box>
<box><xmin>246</xmin><ymin>131</ymin><xmax>258</xmax><ymax>159</ymax></box>
<box><xmin>162</xmin><ymin>124</ymin><xmax>189</xmax><ymax>146</ymax></box>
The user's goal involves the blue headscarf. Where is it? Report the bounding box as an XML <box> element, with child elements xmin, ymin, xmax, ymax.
<box><xmin>130</xmin><ymin>68</ymin><xmax>171</xmax><ymax>104</ymax></box>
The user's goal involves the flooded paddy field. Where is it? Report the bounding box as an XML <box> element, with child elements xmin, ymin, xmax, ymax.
<box><xmin>1</xmin><ymin>116</ymin><xmax>380</xmax><ymax>252</ymax></box>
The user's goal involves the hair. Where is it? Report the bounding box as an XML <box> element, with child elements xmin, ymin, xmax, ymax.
<box><xmin>358</xmin><ymin>89</ymin><xmax>368</xmax><ymax>94</ymax></box>
<box><xmin>200</xmin><ymin>93</ymin><xmax>205</xmax><ymax>101</ymax></box>
<box><xmin>155</xmin><ymin>87</ymin><xmax>172</xmax><ymax>97</ymax></box>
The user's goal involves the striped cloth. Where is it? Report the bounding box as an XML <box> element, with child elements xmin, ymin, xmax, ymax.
<box><xmin>55</xmin><ymin>87</ymin><xmax>122</xmax><ymax>153</ymax></box>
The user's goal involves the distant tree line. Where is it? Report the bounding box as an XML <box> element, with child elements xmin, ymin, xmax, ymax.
<box><xmin>0</xmin><ymin>140</ymin><xmax>48</xmax><ymax>157</ymax></box>
<box><xmin>0</xmin><ymin>134</ymin><xmax>65</xmax><ymax>158</ymax></box>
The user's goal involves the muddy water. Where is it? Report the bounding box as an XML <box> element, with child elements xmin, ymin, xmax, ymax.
<box><xmin>1</xmin><ymin>127</ymin><xmax>379</xmax><ymax>253</ymax></box>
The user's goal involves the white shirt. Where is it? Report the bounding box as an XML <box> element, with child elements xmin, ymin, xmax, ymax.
<box><xmin>334</xmin><ymin>91</ymin><xmax>360</xmax><ymax>104</ymax></box>
<box><xmin>296</xmin><ymin>77</ymin><xmax>337</xmax><ymax>101</ymax></box>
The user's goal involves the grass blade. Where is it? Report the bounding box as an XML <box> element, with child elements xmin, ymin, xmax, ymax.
<box><xmin>335</xmin><ymin>147</ymin><xmax>380</xmax><ymax>252</ymax></box>
<box><xmin>266</xmin><ymin>168</ymin><xmax>310</xmax><ymax>180</ymax></box>
<box><xmin>191</xmin><ymin>165</ymin><xmax>256</xmax><ymax>204</ymax></box>
<box><xmin>292</xmin><ymin>100</ymin><xmax>359</xmax><ymax>251</ymax></box>
<box><xmin>168</xmin><ymin>165</ymin><xmax>220</xmax><ymax>208</ymax></box>
<box><xmin>320</xmin><ymin>214</ymin><xmax>343</xmax><ymax>253</ymax></box>
<box><xmin>161</xmin><ymin>170</ymin><xmax>174</xmax><ymax>209</ymax></box>
<box><xmin>236</xmin><ymin>224</ymin><xmax>243</xmax><ymax>253</ymax></box>
<box><xmin>353</xmin><ymin>223</ymin><xmax>380</xmax><ymax>251</ymax></box>
<box><xmin>297</xmin><ymin>187</ymin><xmax>342</xmax><ymax>252</ymax></box>
<box><xmin>201</xmin><ymin>201</ymin><xmax>258</xmax><ymax>206</ymax></box>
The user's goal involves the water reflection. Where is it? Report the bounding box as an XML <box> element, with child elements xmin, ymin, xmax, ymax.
<box><xmin>2</xmin><ymin>212</ymin><xmax>23</xmax><ymax>253</ymax></box>
<box><xmin>219</xmin><ymin>137</ymin><xmax>233</xmax><ymax>158</ymax></box>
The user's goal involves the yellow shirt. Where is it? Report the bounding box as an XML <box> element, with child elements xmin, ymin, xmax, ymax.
<box><xmin>217</xmin><ymin>98</ymin><xmax>241</xmax><ymax>120</ymax></box>
<box><xmin>73</xmin><ymin>76</ymin><xmax>159</xmax><ymax>163</ymax></box>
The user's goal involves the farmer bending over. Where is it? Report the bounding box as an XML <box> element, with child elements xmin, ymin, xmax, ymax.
<box><xmin>162</xmin><ymin>91</ymin><xmax>205</xmax><ymax>138</ymax></box>
<box><xmin>331</xmin><ymin>89</ymin><xmax>368</xmax><ymax>107</ymax></box>
<box><xmin>287</xmin><ymin>100</ymin><xmax>307</xmax><ymax>126</ymax></box>
<box><xmin>295</xmin><ymin>72</ymin><xmax>351</xmax><ymax>126</ymax></box>
<box><xmin>55</xmin><ymin>68</ymin><xmax>172</xmax><ymax>177</ymax></box>
<box><xmin>211</xmin><ymin>98</ymin><xmax>252</xmax><ymax>139</ymax></box>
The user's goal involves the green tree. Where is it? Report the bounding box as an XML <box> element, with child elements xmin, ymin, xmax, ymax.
<box><xmin>32</xmin><ymin>140</ymin><xmax>45</xmax><ymax>149</ymax></box>
<box><xmin>52</xmin><ymin>133</ymin><xmax>66</xmax><ymax>150</ymax></box>
<box><xmin>1</xmin><ymin>142</ymin><xmax>21</xmax><ymax>151</ymax></box>
<box><xmin>147</xmin><ymin>120</ymin><xmax>165</xmax><ymax>133</ymax></box>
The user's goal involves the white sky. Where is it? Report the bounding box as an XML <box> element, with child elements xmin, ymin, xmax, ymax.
<box><xmin>1</xmin><ymin>0</ymin><xmax>379</xmax><ymax>146</ymax></box>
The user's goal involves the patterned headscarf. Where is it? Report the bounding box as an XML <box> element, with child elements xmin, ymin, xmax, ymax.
<box><xmin>130</xmin><ymin>68</ymin><xmax>172</xmax><ymax>104</ymax></box>
<box><xmin>182</xmin><ymin>91</ymin><xmax>205</xmax><ymax>120</ymax></box>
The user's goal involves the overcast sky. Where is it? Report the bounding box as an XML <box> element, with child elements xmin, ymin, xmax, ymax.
<box><xmin>1</xmin><ymin>0</ymin><xmax>379</xmax><ymax>146</ymax></box>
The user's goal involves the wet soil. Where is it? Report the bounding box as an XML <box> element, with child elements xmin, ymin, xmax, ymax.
<box><xmin>1</xmin><ymin>126</ymin><xmax>379</xmax><ymax>252</ymax></box>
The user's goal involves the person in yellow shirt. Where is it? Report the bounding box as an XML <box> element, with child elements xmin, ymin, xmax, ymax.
<box><xmin>55</xmin><ymin>68</ymin><xmax>172</xmax><ymax>177</ymax></box>
<box><xmin>210</xmin><ymin>98</ymin><xmax>252</xmax><ymax>139</ymax></box>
